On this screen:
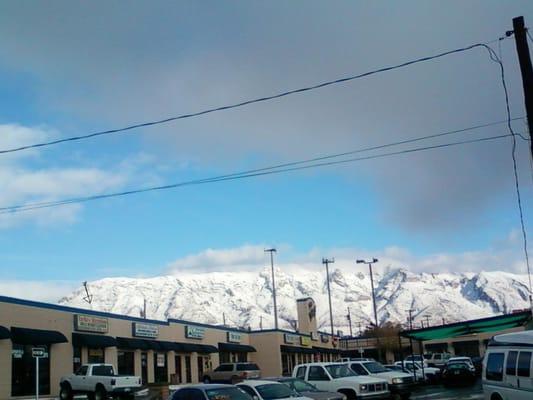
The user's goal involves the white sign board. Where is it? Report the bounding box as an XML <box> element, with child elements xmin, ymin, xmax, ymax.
<box><xmin>157</xmin><ymin>353</ymin><xmax>165</xmax><ymax>367</ymax></box>
<box><xmin>32</xmin><ymin>347</ymin><xmax>46</xmax><ymax>358</ymax></box>
<box><xmin>185</xmin><ymin>326</ymin><xmax>206</xmax><ymax>340</ymax></box>
<box><xmin>133</xmin><ymin>322</ymin><xmax>159</xmax><ymax>338</ymax></box>
<box><xmin>284</xmin><ymin>334</ymin><xmax>299</xmax><ymax>345</ymax></box>
<box><xmin>227</xmin><ymin>332</ymin><xmax>242</xmax><ymax>343</ymax></box>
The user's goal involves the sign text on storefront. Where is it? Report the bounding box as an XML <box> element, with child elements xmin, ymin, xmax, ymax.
<box><xmin>133</xmin><ymin>322</ymin><xmax>159</xmax><ymax>338</ymax></box>
<box><xmin>227</xmin><ymin>332</ymin><xmax>242</xmax><ymax>343</ymax></box>
<box><xmin>74</xmin><ymin>314</ymin><xmax>109</xmax><ymax>333</ymax></box>
<box><xmin>185</xmin><ymin>325</ymin><xmax>206</xmax><ymax>339</ymax></box>
<box><xmin>284</xmin><ymin>334</ymin><xmax>299</xmax><ymax>344</ymax></box>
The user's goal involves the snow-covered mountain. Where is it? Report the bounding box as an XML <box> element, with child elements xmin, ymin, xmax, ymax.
<box><xmin>58</xmin><ymin>268</ymin><xmax>531</xmax><ymax>333</ymax></box>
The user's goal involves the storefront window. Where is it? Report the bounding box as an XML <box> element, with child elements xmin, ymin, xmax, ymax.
<box><xmin>220</xmin><ymin>352</ymin><xmax>230</xmax><ymax>363</ymax></box>
<box><xmin>73</xmin><ymin>346</ymin><xmax>82</xmax><ymax>373</ymax></box>
<box><xmin>88</xmin><ymin>348</ymin><xmax>105</xmax><ymax>363</ymax></box>
<box><xmin>154</xmin><ymin>352</ymin><xmax>168</xmax><ymax>383</ymax></box>
<box><xmin>118</xmin><ymin>350</ymin><xmax>135</xmax><ymax>376</ymax></box>
<box><xmin>11</xmin><ymin>344</ymin><xmax>50</xmax><ymax>397</ymax></box>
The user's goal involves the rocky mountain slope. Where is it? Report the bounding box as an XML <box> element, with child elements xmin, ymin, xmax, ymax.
<box><xmin>58</xmin><ymin>268</ymin><xmax>531</xmax><ymax>333</ymax></box>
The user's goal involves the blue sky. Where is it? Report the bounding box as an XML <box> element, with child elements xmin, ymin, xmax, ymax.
<box><xmin>0</xmin><ymin>1</ymin><xmax>532</xmax><ymax>300</ymax></box>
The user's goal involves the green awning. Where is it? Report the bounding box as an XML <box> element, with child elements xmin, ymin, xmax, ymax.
<box><xmin>400</xmin><ymin>310</ymin><xmax>531</xmax><ymax>341</ymax></box>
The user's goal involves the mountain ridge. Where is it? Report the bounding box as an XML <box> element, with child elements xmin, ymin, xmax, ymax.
<box><xmin>58</xmin><ymin>268</ymin><xmax>531</xmax><ymax>333</ymax></box>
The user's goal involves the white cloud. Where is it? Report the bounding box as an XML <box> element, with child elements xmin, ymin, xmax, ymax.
<box><xmin>166</xmin><ymin>237</ymin><xmax>531</xmax><ymax>276</ymax></box>
<box><xmin>0</xmin><ymin>123</ymin><xmax>152</xmax><ymax>228</ymax></box>
<box><xmin>0</xmin><ymin>279</ymin><xmax>78</xmax><ymax>303</ymax></box>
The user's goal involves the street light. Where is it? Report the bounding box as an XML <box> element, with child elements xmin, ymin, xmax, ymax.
<box><xmin>356</xmin><ymin>258</ymin><xmax>379</xmax><ymax>329</ymax></box>
<box><xmin>265</xmin><ymin>248</ymin><xmax>278</xmax><ymax>330</ymax></box>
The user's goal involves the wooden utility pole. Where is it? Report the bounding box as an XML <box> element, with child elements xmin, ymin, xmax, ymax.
<box><xmin>512</xmin><ymin>16</ymin><xmax>533</xmax><ymax>158</ymax></box>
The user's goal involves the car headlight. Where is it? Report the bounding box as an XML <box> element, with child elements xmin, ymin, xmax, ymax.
<box><xmin>392</xmin><ymin>378</ymin><xmax>403</xmax><ymax>384</ymax></box>
<box><xmin>359</xmin><ymin>384</ymin><xmax>368</xmax><ymax>392</ymax></box>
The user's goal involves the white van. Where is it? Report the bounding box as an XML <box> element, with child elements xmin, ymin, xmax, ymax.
<box><xmin>482</xmin><ymin>330</ymin><xmax>533</xmax><ymax>400</ymax></box>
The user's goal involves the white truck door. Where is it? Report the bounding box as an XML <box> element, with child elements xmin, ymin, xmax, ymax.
<box><xmin>306</xmin><ymin>366</ymin><xmax>331</xmax><ymax>391</ymax></box>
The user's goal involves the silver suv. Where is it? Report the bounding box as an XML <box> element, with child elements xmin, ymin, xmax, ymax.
<box><xmin>203</xmin><ymin>363</ymin><xmax>261</xmax><ymax>384</ymax></box>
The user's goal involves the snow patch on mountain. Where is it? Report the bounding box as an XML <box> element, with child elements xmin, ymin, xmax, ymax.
<box><xmin>58</xmin><ymin>268</ymin><xmax>531</xmax><ymax>333</ymax></box>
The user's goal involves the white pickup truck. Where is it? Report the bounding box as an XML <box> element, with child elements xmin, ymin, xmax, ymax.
<box><xmin>60</xmin><ymin>363</ymin><xmax>142</xmax><ymax>400</ymax></box>
<box><xmin>293</xmin><ymin>362</ymin><xmax>389</xmax><ymax>399</ymax></box>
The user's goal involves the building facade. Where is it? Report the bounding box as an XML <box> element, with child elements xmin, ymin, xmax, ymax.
<box><xmin>0</xmin><ymin>295</ymin><xmax>340</xmax><ymax>399</ymax></box>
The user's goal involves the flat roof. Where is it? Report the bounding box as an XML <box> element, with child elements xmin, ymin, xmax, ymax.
<box><xmin>400</xmin><ymin>310</ymin><xmax>532</xmax><ymax>341</ymax></box>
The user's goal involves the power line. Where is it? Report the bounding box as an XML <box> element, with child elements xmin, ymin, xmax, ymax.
<box><xmin>0</xmin><ymin>41</ymin><xmax>507</xmax><ymax>155</ymax></box>
<box><xmin>487</xmin><ymin>41</ymin><xmax>533</xmax><ymax>301</ymax></box>
<box><xmin>0</xmin><ymin>132</ymin><xmax>516</xmax><ymax>215</ymax></box>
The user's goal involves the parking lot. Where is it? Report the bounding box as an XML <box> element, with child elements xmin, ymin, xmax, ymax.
<box><xmin>411</xmin><ymin>380</ymin><xmax>483</xmax><ymax>400</ymax></box>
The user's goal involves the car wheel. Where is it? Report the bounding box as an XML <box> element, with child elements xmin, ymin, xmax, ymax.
<box><xmin>203</xmin><ymin>376</ymin><xmax>211</xmax><ymax>384</ymax></box>
<box><xmin>59</xmin><ymin>384</ymin><xmax>73</xmax><ymax>400</ymax></box>
<box><xmin>95</xmin><ymin>385</ymin><xmax>107</xmax><ymax>400</ymax></box>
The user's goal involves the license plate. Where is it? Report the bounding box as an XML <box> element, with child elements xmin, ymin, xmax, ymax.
<box><xmin>125</xmin><ymin>388</ymin><xmax>130</xmax><ymax>392</ymax></box>
<box><xmin>454</xmin><ymin>371</ymin><xmax>460</xmax><ymax>375</ymax></box>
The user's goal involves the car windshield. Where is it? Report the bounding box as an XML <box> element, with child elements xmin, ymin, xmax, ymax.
<box><xmin>283</xmin><ymin>379</ymin><xmax>318</xmax><ymax>393</ymax></box>
<box><xmin>362</xmin><ymin>362</ymin><xmax>388</xmax><ymax>373</ymax></box>
<box><xmin>237</xmin><ymin>363</ymin><xmax>260</xmax><ymax>371</ymax></box>
<box><xmin>206</xmin><ymin>387</ymin><xmax>253</xmax><ymax>400</ymax></box>
<box><xmin>325</xmin><ymin>364</ymin><xmax>356</xmax><ymax>378</ymax></box>
<box><xmin>256</xmin><ymin>384</ymin><xmax>296</xmax><ymax>400</ymax></box>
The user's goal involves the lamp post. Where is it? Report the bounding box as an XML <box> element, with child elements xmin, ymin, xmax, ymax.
<box><xmin>265</xmin><ymin>248</ymin><xmax>278</xmax><ymax>330</ymax></box>
<box><xmin>356</xmin><ymin>258</ymin><xmax>379</xmax><ymax>329</ymax></box>
<box><xmin>322</xmin><ymin>258</ymin><xmax>335</xmax><ymax>336</ymax></box>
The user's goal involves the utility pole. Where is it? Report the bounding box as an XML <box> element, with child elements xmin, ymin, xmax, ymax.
<box><xmin>512</xmin><ymin>16</ymin><xmax>533</xmax><ymax>158</ymax></box>
<box><xmin>322</xmin><ymin>258</ymin><xmax>335</xmax><ymax>336</ymax></box>
<box><xmin>265</xmin><ymin>248</ymin><xmax>279</xmax><ymax>330</ymax></box>
<box><xmin>511</xmin><ymin>16</ymin><xmax>533</xmax><ymax>313</ymax></box>
<box><xmin>406</xmin><ymin>309</ymin><xmax>417</xmax><ymax>381</ymax></box>
<box><xmin>356</xmin><ymin>258</ymin><xmax>379</xmax><ymax>329</ymax></box>
<box><xmin>143</xmin><ymin>298</ymin><xmax>147</xmax><ymax>319</ymax></box>
<box><xmin>259</xmin><ymin>316</ymin><xmax>263</xmax><ymax>330</ymax></box>
<box><xmin>223</xmin><ymin>313</ymin><xmax>226</xmax><ymax>326</ymax></box>
<box><xmin>82</xmin><ymin>281</ymin><xmax>93</xmax><ymax>305</ymax></box>
<box><xmin>346</xmin><ymin>307</ymin><xmax>353</xmax><ymax>337</ymax></box>
<box><xmin>424</xmin><ymin>315</ymin><xmax>430</xmax><ymax>328</ymax></box>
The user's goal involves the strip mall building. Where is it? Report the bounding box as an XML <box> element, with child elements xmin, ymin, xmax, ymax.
<box><xmin>0</xmin><ymin>296</ymin><xmax>340</xmax><ymax>399</ymax></box>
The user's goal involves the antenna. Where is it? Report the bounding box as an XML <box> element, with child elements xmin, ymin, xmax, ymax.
<box><xmin>82</xmin><ymin>281</ymin><xmax>93</xmax><ymax>305</ymax></box>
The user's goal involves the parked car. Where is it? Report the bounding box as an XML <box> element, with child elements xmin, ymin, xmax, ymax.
<box><xmin>471</xmin><ymin>356</ymin><xmax>483</xmax><ymax>376</ymax></box>
<box><xmin>345</xmin><ymin>361</ymin><xmax>414</xmax><ymax>399</ymax></box>
<box><xmin>446</xmin><ymin>357</ymin><xmax>475</xmax><ymax>373</ymax></box>
<box><xmin>393</xmin><ymin>361</ymin><xmax>440</xmax><ymax>383</ymax></box>
<box><xmin>170</xmin><ymin>384</ymin><xmax>253</xmax><ymax>400</ymax></box>
<box><xmin>59</xmin><ymin>364</ymin><xmax>142</xmax><ymax>400</ymax></box>
<box><xmin>403</xmin><ymin>355</ymin><xmax>427</xmax><ymax>368</ymax></box>
<box><xmin>268</xmin><ymin>377</ymin><xmax>346</xmax><ymax>400</ymax></box>
<box><xmin>441</xmin><ymin>362</ymin><xmax>476</xmax><ymax>387</ymax></box>
<box><xmin>483</xmin><ymin>330</ymin><xmax>533</xmax><ymax>400</ymax></box>
<box><xmin>292</xmin><ymin>362</ymin><xmax>389</xmax><ymax>399</ymax></box>
<box><xmin>203</xmin><ymin>363</ymin><xmax>261</xmax><ymax>383</ymax></box>
<box><xmin>424</xmin><ymin>353</ymin><xmax>451</xmax><ymax>369</ymax></box>
<box><xmin>237</xmin><ymin>380</ymin><xmax>313</xmax><ymax>400</ymax></box>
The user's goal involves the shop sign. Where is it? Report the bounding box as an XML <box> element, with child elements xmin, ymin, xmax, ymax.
<box><xmin>227</xmin><ymin>331</ymin><xmax>242</xmax><ymax>343</ymax></box>
<box><xmin>284</xmin><ymin>334</ymin><xmax>299</xmax><ymax>345</ymax></box>
<box><xmin>320</xmin><ymin>334</ymin><xmax>329</xmax><ymax>343</ymax></box>
<box><xmin>133</xmin><ymin>322</ymin><xmax>159</xmax><ymax>338</ymax></box>
<box><xmin>32</xmin><ymin>347</ymin><xmax>45</xmax><ymax>358</ymax></box>
<box><xmin>157</xmin><ymin>353</ymin><xmax>165</xmax><ymax>367</ymax></box>
<box><xmin>300</xmin><ymin>336</ymin><xmax>311</xmax><ymax>346</ymax></box>
<box><xmin>74</xmin><ymin>314</ymin><xmax>109</xmax><ymax>333</ymax></box>
<box><xmin>12</xmin><ymin>349</ymin><xmax>24</xmax><ymax>359</ymax></box>
<box><xmin>185</xmin><ymin>326</ymin><xmax>205</xmax><ymax>340</ymax></box>
<box><xmin>310</xmin><ymin>332</ymin><xmax>319</xmax><ymax>341</ymax></box>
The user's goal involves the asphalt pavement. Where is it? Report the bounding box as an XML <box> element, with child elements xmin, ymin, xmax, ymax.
<box><xmin>411</xmin><ymin>380</ymin><xmax>483</xmax><ymax>400</ymax></box>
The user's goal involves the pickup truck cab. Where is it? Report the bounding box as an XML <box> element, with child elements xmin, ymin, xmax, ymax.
<box><xmin>292</xmin><ymin>362</ymin><xmax>389</xmax><ymax>400</ymax></box>
<box><xmin>60</xmin><ymin>363</ymin><xmax>142</xmax><ymax>400</ymax></box>
<box><xmin>345</xmin><ymin>361</ymin><xmax>414</xmax><ymax>399</ymax></box>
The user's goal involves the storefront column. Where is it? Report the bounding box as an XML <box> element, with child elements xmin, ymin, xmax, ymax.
<box><xmin>134</xmin><ymin>349</ymin><xmax>142</xmax><ymax>378</ymax></box>
<box><xmin>81</xmin><ymin>347</ymin><xmax>89</xmax><ymax>364</ymax></box>
<box><xmin>181</xmin><ymin>354</ymin><xmax>187</xmax><ymax>383</ymax></box>
<box><xmin>50</xmin><ymin>343</ymin><xmax>73</xmax><ymax>398</ymax></box>
<box><xmin>191</xmin><ymin>352</ymin><xmax>199</xmax><ymax>383</ymax></box>
<box><xmin>147</xmin><ymin>350</ymin><xmax>155</xmax><ymax>383</ymax></box>
<box><xmin>478</xmin><ymin>340</ymin><xmax>486</xmax><ymax>357</ymax></box>
<box><xmin>448</xmin><ymin>341</ymin><xmax>455</xmax><ymax>355</ymax></box>
<box><xmin>211</xmin><ymin>352</ymin><xmax>219</xmax><ymax>369</ymax></box>
<box><xmin>167</xmin><ymin>351</ymin><xmax>176</xmax><ymax>382</ymax></box>
<box><xmin>0</xmin><ymin>339</ymin><xmax>11</xmax><ymax>399</ymax></box>
<box><xmin>105</xmin><ymin>346</ymin><xmax>118</xmax><ymax>370</ymax></box>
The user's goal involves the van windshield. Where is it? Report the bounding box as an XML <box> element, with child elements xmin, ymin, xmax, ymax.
<box><xmin>363</xmin><ymin>362</ymin><xmax>388</xmax><ymax>373</ymax></box>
